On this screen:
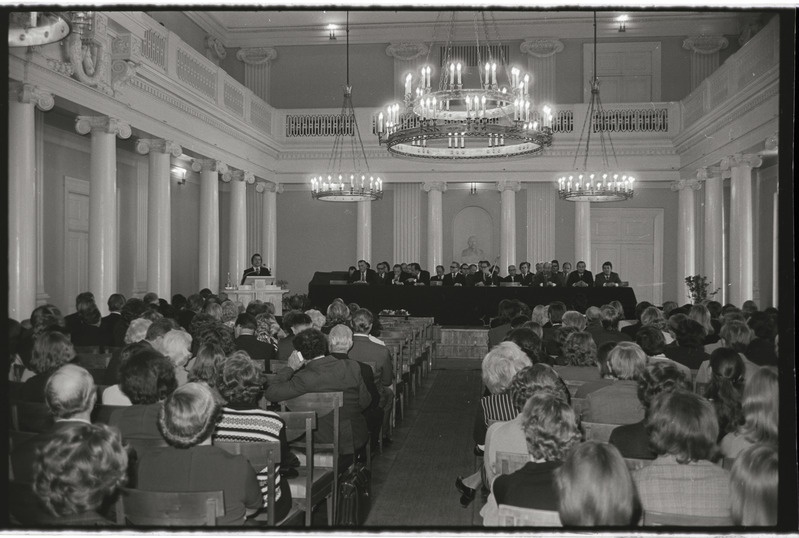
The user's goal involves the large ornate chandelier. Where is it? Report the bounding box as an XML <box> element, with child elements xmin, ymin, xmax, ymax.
<box><xmin>557</xmin><ymin>12</ymin><xmax>634</xmax><ymax>202</ymax></box>
<box><xmin>311</xmin><ymin>13</ymin><xmax>382</xmax><ymax>202</ymax></box>
<box><xmin>375</xmin><ymin>12</ymin><xmax>553</xmax><ymax>161</ymax></box>
<box><xmin>7</xmin><ymin>11</ymin><xmax>93</xmax><ymax>47</ymax></box>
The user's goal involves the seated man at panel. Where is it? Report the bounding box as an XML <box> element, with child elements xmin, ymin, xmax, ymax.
<box><xmin>234</xmin><ymin>313</ymin><xmax>275</xmax><ymax>372</ymax></box>
<box><xmin>504</xmin><ymin>265</ymin><xmax>522</xmax><ymax>283</ymax></box>
<box><xmin>473</xmin><ymin>260</ymin><xmax>500</xmax><ymax>287</ymax></box>
<box><xmin>560</xmin><ymin>261</ymin><xmax>572</xmax><ymax>284</ymax></box>
<box><xmin>348</xmin><ymin>309</ymin><xmax>395</xmax><ymax>445</ymax></box>
<box><xmin>405</xmin><ymin>263</ymin><xmax>430</xmax><ymax>286</ymax></box>
<box><xmin>390</xmin><ymin>264</ymin><xmax>409</xmax><ymax>286</ymax></box>
<box><xmin>518</xmin><ymin>261</ymin><xmax>534</xmax><ymax>286</ymax></box>
<box><xmin>444</xmin><ymin>262</ymin><xmax>466</xmax><ymax>286</ymax></box>
<box><xmin>241</xmin><ymin>253</ymin><xmax>270</xmax><ymax>285</ymax></box>
<box><xmin>595</xmin><ymin>261</ymin><xmax>623</xmax><ymax>287</ymax></box>
<box><xmin>533</xmin><ymin>262</ymin><xmax>559</xmax><ymax>287</ymax></box>
<box><xmin>534</xmin><ymin>262</ymin><xmax>543</xmax><ymax>277</ymax></box>
<box><xmin>550</xmin><ymin>260</ymin><xmax>566</xmax><ymax>287</ymax></box>
<box><xmin>277</xmin><ymin>311</ymin><xmax>313</xmax><ymax>362</ymax></box>
<box><xmin>348</xmin><ymin>259</ymin><xmax>378</xmax><ymax>285</ymax></box>
<box><xmin>11</xmin><ymin>364</ymin><xmax>97</xmax><ymax>483</ymax></box>
<box><xmin>566</xmin><ymin>260</ymin><xmax>594</xmax><ymax>287</ymax></box>
<box><xmin>465</xmin><ymin>264</ymin><xmax>480</xmax><ymax>286</ymax></box>
<box><xmin>430</xmin><ymin>265</ymin><xmax>446</xmax><ymax>283</ymax></box>
<box><xmin>375</xmin><ymin>261</ymin><xmax>392</xmax><ymax>285</ymax></box>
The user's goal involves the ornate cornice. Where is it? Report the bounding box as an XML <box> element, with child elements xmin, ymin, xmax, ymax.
<box><xmin>385</xmin><ymin>42</ymin><xmax>430</xmax><ymax>61</ymax></box>
<box><xmin>682</xmin><ymin>35</ymin><xmax>729</xmax><ymax>55</ymax></box>
<box><xmin>75</xmin><ymin>116</ymin><xmax>131</xmax><ymax>139</ymax></box>
<box><xmin>670</xmin><ymin>178</ymin><xmax>702</xmax><ymax>191</ymax></box>
<box><xmin>421</xmin><ymin>181</ymin><xmax>447</xmax><ymax>193</ymax></box>
<box><xmin>236</xmin><ymin>47</ymin><xmax>278</xmax><ymax>65</ymax></box>
<box><xmin>136</xmin><ymin>138</ymin><xmax>182</xmax><ymax>157</ymax></box>
<box><xmin>10</xmin><ymin>82</ymin><xmax>54</xmax><ymax>111</ymax></box>
<box><xmin>496</xmin><ymin>180</ymin><xmax>522</xmax><ymax>192</ymax></box>
<box><xmin>205</xmin><ymin>35</ymin><xmax>227</xmax><ymax>64</ymax></box>
<box><xmin>520</xmin><ymin>39</ymin><xmax>565</xmax><ymax>58</ymax></box>
<box><xmin>191</xmin><ymin>158</ymin><xmax>228</xmax><ymax>174</ymax></box>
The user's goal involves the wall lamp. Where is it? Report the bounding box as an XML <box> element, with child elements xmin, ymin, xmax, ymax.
<box><xmin>617</xmin><ymin>14</ymin><xmax>628</xmax><ymax>33</ymax></box>
<box><xmin>327</xmin><ymin>24</ymin><xmax>337</xmax><ymax>40</ymax></box>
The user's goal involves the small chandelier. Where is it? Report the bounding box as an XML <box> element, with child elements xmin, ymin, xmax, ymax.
<box><xmin>311</xmin><ymin>13</ymin><xmax>382</xmax><ymax>202</ymax></box>
<box><xmin>375</xmin><ymin>12</ymin><xmax>553</xmax><ymax>161</ymax></box>
<box><xmin>557</xmin><ymin>12</ymin><xmax>634</xmax><ymax>203</ymax></box>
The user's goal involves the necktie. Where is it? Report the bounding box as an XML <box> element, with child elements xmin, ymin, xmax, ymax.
<box><xmin>256</xmin><ymin>268</ymin><xmax>259</xmax><ymax>275</ymax></box>
<box><xmin>362</xmin><ymin>271</ymin><xmax>365</xmax><ymax>281</ymax></box>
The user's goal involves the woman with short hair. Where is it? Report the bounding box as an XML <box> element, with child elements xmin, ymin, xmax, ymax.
<box><xmin>124</xmin><ymin>318</ymin><xmax>152</xmax><ymax>344</ymax></box>
<box><xmin>556</xmin><ymin>331</ymin><xmax>601</xmax><ymax>383</ymax></box>
<box><xmin>720</xmin><ymin>366</ymin><xmax>778</xmax><ymax>459</ymax></box>
<box><xmin>220</xmin><ymin>301</ymin><xmax>240</xmax><ymax>328</ymax></box>
<box><xmin>21</xmin><ymin>331</ymin><xmax>76</xmax><ymax>402</ymax></box>
<box><xmin>555</xmin><ymin>441</ymin><xmax>641</xmax><ymax>526</ymax></box>
<box><xmin>640</xmin><ymin>306</ymin><xmax>674</xmax><ymax>344</ymax></box>
<box><xmin>136</xmin><ymin>382</ymin><xmax>264</xmax><ymax>525</ymax></box>
<box><xmin>689</xmin><ymin>304</ymin><xmax>719</xmax><ymax>345</ymax></box>
<box><xmin>703</xmin><ymin>348</ymin><xmax>745</xmax><ymax>441</ymax></box>
<box><xmin>161</xmin><ymin>330</ymin><xmax>193</xmax><ymax>386</ymax></box>
<box><xmin>730</xmin><ymin>443</ymin><xmax>778</xmax><ymax>525</ymax></box>
<box><xmin>561</xmin><ymin>311</ymin><xmax>587</xmax><ymax>331</ymax></box>
<box><xmin>531</xmin><ymin>304</ymin><xmax>549</xmax><ymax>326</ymax></box>
<box><xmin>583</xmin><ymin>342</ymin><xmax>647</xmax><ymax>424</ymax></box>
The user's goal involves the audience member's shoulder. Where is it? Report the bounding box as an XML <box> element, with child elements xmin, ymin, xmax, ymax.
<box><xmin>367</xmin><ymin>334</ymin><xmax>385</xmax><ymax>346</ymax></box>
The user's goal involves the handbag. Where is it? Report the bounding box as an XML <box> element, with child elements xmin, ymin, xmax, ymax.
<box><xmin>335</xmin><ymin>462</ymin><xmax>371</xmax><ymax>526</ymax></box>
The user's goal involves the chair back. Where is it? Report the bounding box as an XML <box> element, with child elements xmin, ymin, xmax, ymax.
<box><xmin>125</xmin><ymin>436</ymin><xmax>169</xmax><ymax>457</ymax></box>
<box><xmin>116</xmin><ymin>487</ymin><xmax>225</xmax><ymax>526</ymax></box>
<box><xmin>581</xmin><ymin>421</ymin><xmax>619</xmax><ymax>442</ymax></box>
<box><xmin>495</xmin><ymin>451</ymin><xmax>530</xmax><ymax>476</ymax></box>
<box><xmin>571</xmin><ymin>397</ymin><xmax>587</xmax><ymax>417</ymax></box>
<box><xmin>74</xmin><ymin>352</ymin><xmax>112</xmax><ymax>370</ymax></box>
<box><xmin>643</xmin><ymin>510</ymin><xmax>733</xmax><ymax>526</ymax></box>
<box><xmin>564</xmin><ymin>380</ymin><xmax>585</xmax><ymax>397</ymax></box>
<box><xmin>215</xmin><ymin>440</ymin><xmax>280</xmax><ymax>525</ymax></box>
<box><xmin>497</xmin><ymin>504</ymin><xmax>562</xmax><ymax>527</ymax></box>
<box><xmin>9</xmin><ymin>430</ymin><xmax>37</xmax><ymax>452</ymax></box>
<box><xmin>8</xmin><ymin>480</ymin><xmax>58</xmax><ymax>525</ymax></box>
<box><xmin>10</xmin><ymin>401</ymin><xmax>53</xmax><ymax>433</ymax></box>
<box><xmin>92</xmin><ymin>404</ymin><xmax>128</xmax><ymax>425</ymax></box>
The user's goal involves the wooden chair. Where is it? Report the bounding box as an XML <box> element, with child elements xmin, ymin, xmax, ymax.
<box><xmin>495</xmin><ymin>451</ymin><xmax>530</xmax><ymax>476</ymax></box>
<box><xmin>9</xmin><ymin>381</ymin><xmax>25</xmax><ymax>401</ymax></box>
<box><xmin>92</xmin><ymin>404</ymin><xmax>128</xmax><ymax>425</ymax></box>
<box><xmin>8</xmin><ymin>479</ymin><xmax>63</xmax><ymax>526</ymax></box>
<box><xmin>564</xmin><ymin>380</ymin><xmax>585</xmax><ymax>397</ymax></box>
<box><xmin>10</xmin><ymin>401</ymin><xmax>53</xmax><ymax>433</ymax></box>
<box><xmin>497</xmin><ymin>504</ymin><xmax>562</xmax><ymax>527</ymax></box>
<box><xmin>280</xmin><ymin>392</ymin><xmax>343</xmax><ymax>524</ymax></box>
<box><xmin>643</xmin><ymin>510</ymin><xmax>733</xmax><ymax>526</ymax></box>
<box><xmin>581</xmin><ymin>421</ymin><xmax>620</xmax><ymax>443</ymax></box>
<box><xmin>276</xmin><ymin>410</ymin><xmax>333</xmax><ymax>526</ymax></box>
<box><xmin>115</xmin><ymin>488</ymin><xmax>225</xmax><ymax>526</ymax></box>
<box><xmin>74</xmin><ymin>345</ymin><xmax>101</xmax><ymax>354</ymax></box>
<box><xmin>75</xmin><ymin>352</ymin><xmax>112</xmax><ymax>370</ymax></box>
<box><xmin>624</xmin><ymin>457</ymin><xmax>654</xmax><ymax>471</ymax></box>
<box><xmin>215</xmin><ymin>440</ymin><xmax>304</xmax><ymax>526</ymax></box>
<box><xmin>571</xmin><ymin>397</ymin><xmax>587</xmax><ymax>417</ymax></box>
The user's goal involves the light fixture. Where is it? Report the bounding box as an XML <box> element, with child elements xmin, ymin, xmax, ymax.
<box><xmin>557</xmin><ymin>12</ymin><xmax>634</xmax><ymax>203</ymax></box>
<box><xmin>327</xmin><ymin>24</ymin><xmax>337</xmax><ymax>41</ymax></box>
<box><xmin>617</xmin><ymin>14</ymin><xmax>628</xmax><ymax>33</ymax></box>
<box><xmin>469</xmin><ymin>183</ymin><xmax>478</xmax><ymax>195</ymax></box>
<box><xmin>375</xmin><ymin>12</ymin><xmax>553</xmax><ymax>161</ymax></box>
<box><xmin>171</xmin><ymin>166</ymin><xmax>187</xmax><ymax>185</ymax></box>
<box><xmin>8</xmin><ymin>11</ymin><xmax>71</xmax><ymax>47</ymax></box>
<box><xmin>311</xmin><ymin>13</ymin><xmax>383</xmax><ymax>202</ymax></box>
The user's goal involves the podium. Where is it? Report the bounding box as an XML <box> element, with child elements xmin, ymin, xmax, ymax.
<box><xmin>224</xmin><ymin>281</ymin><xmax>289</xmax><ymax>315</ymax></box>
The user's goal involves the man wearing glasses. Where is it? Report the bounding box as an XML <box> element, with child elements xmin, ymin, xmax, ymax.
<box><xmin>444</xmin><ymin>262</ymin><xmax>466</xmax><ymax>286</ymax></box>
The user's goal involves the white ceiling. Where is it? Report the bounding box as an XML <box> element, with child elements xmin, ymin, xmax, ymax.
<box><xmin>184</xmin><ymin>9</ymin><xmax>749</xmax><ymax>48</ymax></box>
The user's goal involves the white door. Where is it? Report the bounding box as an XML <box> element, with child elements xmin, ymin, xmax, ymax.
<box><xmin>591</xmin><ymin>208</ymin><xmax>663</xmax><ymax>305</ymax></box>
<box><xmin>64</xmin><ymin>177</ymin><xmax>90</xmax><ymax>314</ymax></box>
<box><xmin>583</xmin><ymin>42</ymin><xmax>661</xmax><ymax>103</ymax></box>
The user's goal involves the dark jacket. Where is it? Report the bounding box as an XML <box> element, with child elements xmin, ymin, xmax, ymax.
<box><xmin>566</xmin><ymin>270</ymin><xmax>594</xmax><ymax>287</ymax></box>
<box><xmin>443</xmin><ymin>272</ymin><xmax>466</xmax><ymax>286</ymax></box>
<box><xmin>235</xmin><ymin>333</ymin><xmax>276</xmax><ymax>372</ymax></box>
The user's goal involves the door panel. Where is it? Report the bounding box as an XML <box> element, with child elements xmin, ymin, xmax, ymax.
<box><xmin>64</xmin><ymin>177</ymin><xmax>90</xmax><ymax>314</ymax></box>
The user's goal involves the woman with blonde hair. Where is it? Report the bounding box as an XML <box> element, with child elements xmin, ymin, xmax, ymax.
<box><xmin>531</xmin><ymin>304</ymin><xmax>549</xmax><ymax>326</ymax></box>
<box><xmin>689</xmin><ymin>304</ymin><xmax>719</xmax><ymax>345</ymax></box>
<box><xmin>730</xmin><ymin>443</ymin><xmax>778</xmax><ymax>525</ymax></box>
<box><xmin>640</xmin><ymin>306</ymin><xmax>674</xmax><ymax>344</ymax></box>
<box><xmin>583</xmin><ymin>342</ymin><xmax>647</xmax><ymax>424</ymax></box>
<box><xmin>555</xmin><ymin>441</ymin><xmax>641</xmax><ymax>526</ymax></box>
<box><xmin>124</xmin><ymin>318</ymin><xmax>152</xmax><ymax>344</ymax></box>
<box><xmin>220</xmin><ymin>301</ymin><xmax>240</xmax><ymax>328</ymax></box>
<box><xmin>556</xmin><ymin>331</ymin><xmax>601</xmax><ymax>383</ymax></box>
<box><xmin>161</xmin><ymin>329</ymin><xmax>193</xmax><ymax>386</ymax></box>
<box><xmin>561</xmin><ymin>310</ymin><xmax>587</xmax><ymax>331</ymax></box>
<box><xmin>721</xmin><ymin>366</ymin><xmax>778</xmax><ymax>459</ymax></box>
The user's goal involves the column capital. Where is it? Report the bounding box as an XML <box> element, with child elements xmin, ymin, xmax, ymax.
<box><xmin>135</xmin><ymin>138</ymin><xmax>182</xmax><ymax>157</ymax></box>
<box><xmin>236</xmin><ymin>47</ymin><xmax>278</xmax><ymax>65</ymax></box>
<box><xmin>721</xmin><ymin>153</ymin><xmax>763</xmax><ymax>172</ymax></box>
<box><xmin>496</xmin><ymin>180</ymin><xmax>521</xmax><ymax>193</ymax></box>
<box><xmin>764</xmin><ymin>132</ymin><xmax>778</xmax><ymax>152</ymax></box>
<box><xmin>227</xmin><ymin>170</ymin><xmax>255</xmax><ymax>184</ymax></box>
<box><xmin>75</xmin><ymin>116</ymin><xmax>131</xmax><ymax>139</ymax></box>
<box><xmin>191</xmin><ymin>158</ymin><xmax>228</xmax><ymax>174</ymax></box>
<box><xmin>671</xmin><ymin>179</ymin><xmax>702</xmax><ymax>192</ymax></box>
<box><xmin>257</xmin><ymin>181</ymin><xmax>283</xmax><ymax>194</ymax></box>
<box><xmin>682</xmin><ymin>35</ymin><xmax>729</xmax><ymax>55</ymax></box>
<box><xmin>10</xmin><ymin>82</ymin><xmax>55</xmax><ymax>111</ymax></box>
<box><xmin>385</xmin><ymin>42</ymin><xmax>430</xmax><ymax>61</ymax></box>
<box><xmin>422</xmin><ymin>181</ymin><xmax>447</xmax><ymax>193</ymax></box>
<box><xmin>520</xmin><ymin>38</ymin><xmax>565</xmax><ymax>58</ymax></box>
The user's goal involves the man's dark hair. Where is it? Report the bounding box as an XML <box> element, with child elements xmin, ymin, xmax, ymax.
<box><xmin>120</xmin><ymin>298</ymin><xmax>147</xmax><ymax>323</ymax></box>
<box><xmin>119</xmin><ymin>349</ymin><xmax>177</xmax><ymax>404</ymax></box>
<box><xmin>171</xmin><ymin>294</ymin><xmax>188</xmax><ymax>310</ymax></box>
<box><xmin>235</xmin><ymin>313</ymin><xmax>257</xmax><ymax>331</ymax></box>
<box><xmin>674</xmin><ymin>318</ymin><xmax>706</xmax><ymax>348</ymax></box>
<box><xmin>293</xmin><ymin>328</ymin><xmax>328</xmax><ymax>358</ymax></box>
<box><xmin>199</xmin><ymin>288</ymin><xmax>213</xmax><ymax>299</ymax></box>
<box><xmin>107</xmin><ymin>294</ymin><xmax>126</xmax><ymax>313</ymax></box>
<box><xmin>245</xmin><ymin>301</ymin><xmax>268</xmax><ymax>318</ymax></box>
<box><xmin>504</xmin><ymin>328</ymin><xmax>544</xmax><ymax>364</ymax></box>
<box><xmin>191</xmin><ymin>323</ymin><xmax>236</xmax><ymax>355</ymax></box>
<box><xmin>186</xmin><ymin>294</ymin><xmax>204</xmax><ymax>312</ymax></box>
<box><xmin>145</xmin><ymin>317</ymin><xmax>179</xmax><ymax>341</ymax></box>
<box><xmin>636</xmin><ymin>326</ymin><xmax>667</xmax><ymax>356</ymax></box>
<box><xmin>142</xmin><ymin>292</ymin><xmax>159</xmax><ymax>305</ymax></box>
<box><xmin>548</xmin><ymin>301</ymin><xmax>567</xmax><ymax>323</ymax></box>
<box><xmin>637</xmin><ymin>362</ymin><xmax>689</xmax><ymax>410</ymax></box>
<box><xmin>510</xmin><ymin>315</ymin><xmax>530</xmax><ymax>329</ymax></box>
<box><xmin>747</xmin><ymin>311</ymin><xmax>777</xmax><ymax>340</ymax></box>
<box><xmin>251</xmin><ymin>253</ymin><xmax>262</xmax><ymax>264</ymax></box>
<box><xmin>75</xmin><ymin>292</ymin><xmax>95</xmax><ymax>309</ymax></box>
<box><xmin>351</xmin><ymin>308</ymin><xmax>374</xmax><ymax>333</ymax></box>
<box><xmin>283</xmin><ymin>311</ymin><xmax>311</xmax><ymax>332</ymax></box>
<box><xmin>634</xmin><ymin>301</ymin><xmax>653</xmax><ymax>322</ymax></box>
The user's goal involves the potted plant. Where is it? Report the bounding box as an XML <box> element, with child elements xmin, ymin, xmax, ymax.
<box><xmin>685</xmin><ymin>275</ymin><xmax>720</xmax><ymax>304</ymax></box>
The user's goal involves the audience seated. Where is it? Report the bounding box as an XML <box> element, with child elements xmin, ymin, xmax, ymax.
<box><xmin>187</xmin><ymin>344</ymin><xmax>226</xmax><ymax>392</ymax></box>
<box><xmin>717</xmin><ymin>321</ymin><xmax>759</xmax><ymax>381</ymax></box>
<box><xmin>15</xmin><ymin>305</ymin><xmax>67</xmax><ymax>379</ymax></box>
<box><xmin>70</xmin><ymin>300</ymin><xmax>104</xmax><ymax>348</ymax></box>
<box><xmin>745</xmin><ymin>311</ymin><xmax>778</xmax><ymax>366</ymax></box>
<box><xmin>550</xmin><ymin>326</ymin><xmax>579</xmax><ymax>364</ymax></box>
<box><xmin>530</xmin><ymin>304</ymin><xmax>549</xmax><ymax>326</ymax></box>
<box><xmin>63</xmin><ymin>292</ymin><xmax>95</xmax><ymax>335</ymax></box>
<box><xmin>635</xmin><ymin>326</ymin><xmax>691</xmax><ymax>377</ymax></box>
<box><xmin>102</xmin><ymin>342</ymin><xmax>151</xmax><ymax>405</ymax></box>
<box><xmin>561</xmin><ymin>311</ymin><xmax>587</xmax><ymax>332</ymax></box>
<box><xmin>32</xmin><ymin>422</ymin><xmax>128</xmax><ymax>526</ymax></box>
<box><xmin>213</xmin><ymin>353</ymin><xmax>293</xmax><ymax>521</ymax></box>
<box><xmin>620</xmin><ymin>301</ymin><xmax>653</xmax><ymax>340</ymax></box>
<box><xmin>234</xmin><ymin>313</ymin><xmax>275</xmax><ymax>371</ymax></box>
<box><xmin>608</xmin><ymin>362</ymin><xmax>689</xmax><ymax>459</ymax></box>
<box><xmin>702</xmin><ymin>348</ymin><xmax>745</xmax><ymax>441</ymax></box>
<box><xmin>663</xmin><ymin>318</ymin><xmax>710</xmax><ymax>370</ymax></box>
<box><xmin>720</xmin><ymin>366</ymin><xmax>778</xmax><ymax>459</ymax></box>
<box><xmin>136</xmin><ymin>382</ymin><xmax>263</xmax><ymax>525</ymax></box>
<box><xmin>689</xmin><ymin>304</ymin><xmax>720</xmax><ymax>346</ymax></box>
<box><xmin>542</xmin><ymin>301</ymin><xmax>567</xmax><ymax>354</ymax></box>
<box><xmin>21</xmin><ymin>331</ymin><xmax>76</xmax><ymax>402</ymax></box>
<box><xmin>555</xmin><ymin>441</ymin><xmax>641</xmax><ymax>526</ymax></box>
<box><xmin>161</xmin><ymin>329</ymin><xmax>193</xmax><ymax>386</ymax></box>
<box><xmin>639</xmin><ymin>306</ymin><xmax>674</xmax><ymax>345</ymax></box>
<box><xmin>633</xmin><ymin>390</ymin><xmax>731</xmax><ymax>521</ymax></box>
<box><xmin>276</xmin><ymin>311</ymin><xmax>312</xmax><ymax>362</ymax></box>
<box><xmin>588</xmin><ymin>305</ymin><xmax>633</xmax><ymax>349</ymax></box>
<box><xmin>481</xmin><ymin>389</ymin><xmax>581</xmax><ymax>526</ymax></box>
<box><xmin>583</xmin><ymin>342</ymin><xmax>646</xmax><ymax>424</ymax></box>
<box><xmin>322</xmin><ymin>300</ymin><xmax>351</xmax><ymax>334</ymax></box>
<box><xmin>730</xmin><ymin>443</ymin><xmax>778</xmax><ymax>525</ymax></box>
<box><xmin>574</xmin><ymin>342</ymin><xmax>618</xmax><ymax>398</ymax></box>
<box><xmin>555</xmin><ymin>331</ymin><xmax>601</xmax><ymax>383</ymax></box>
<box><xmin>504</xmin><ymin>327</ymin><xmax>547</xmax><ymax>365</ymax></box>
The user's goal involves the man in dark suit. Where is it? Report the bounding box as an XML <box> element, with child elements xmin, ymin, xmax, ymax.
<box><xmin>276</xmin><ymin>311</ymin><xmax>313</xmax><ymax>362</ymax></box>
<box><xmin>533</xmin><ymin>262</ymin><xmax>560</xmax><ymax>287</ymax></box>
<box><xmin>595</xmin><ymin>261</ymin><xmax>623</xmax><ymax>287</ymax></box>
<box><xmin>389</xmin><ymin>264</ymin><xmax>410</xmax><ymax>286</ymax></box>
<box><xmin>99</xmin><ymin>293</ymin><xmax>126</xmax><ymax>347</ymax></box>
<box><xmin>550</xmin><ymin>260</ymin><xmax>567</xmax><ymax>287</ymax></box>
<box><xmin>265</xmin><ymin>328</ymin><xmax>371</xmax><ymax>468</ymax></box>
<box><xmin>374</xmin><ymin>261</ymin><xmax>392</xmax><ymax>285</ymax></box>
<box><xmin>241</xmin><ymin>253</ymin><xmax>271</xmax><ymax>285</ymax></box>
<box><xmin>430</xmin><ymin>265</ymin><xmax>446</xmax><ymax>283</ymax></box>
<box><xmin>503</xmin><ymin>265</ymin><xmax>523</xmax><ymax>283</ymax></box>
<box><xmin>234</xmin><ymin>313</ymin><xmax>275</xmax><ymax>372</ymax></box>
<box><xmin>404</xmin><ymin>263</ymin><xmax>430</xmax><ymax>285</ymax></box>
<box><xmin>63</xmin><ymin>291</ymin><xmax>95</xmax><ymax>335</ymax></box>
<box><xmin>518</xmin><ymin>262</ymin><xmax>534</xmax><ymax>286</ymax></box>
<box><xmin>11</xmin><ymin>364</ymin><xmax>97</xmax><ymax>483</ymax></box>
<box><xmin>566</xmin><ymin>260</ymin><xmax>594</xmax><ymax>287</ymax></box>
<box><xmin>443</xmin><ymin>262</ymin><xmax>466</xmax><ymax>286</ymax></box>
<box><xmin>473</xmin><ymin>260</ymin><xmax>500</xmax><ymax>287</ymax></box>
<box><xmin>348</xmin><ymin>259</ymin><xmax>378</xmax><ymax>284</ymax></box>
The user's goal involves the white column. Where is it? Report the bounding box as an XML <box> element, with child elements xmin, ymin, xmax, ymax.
<box><xmin>226</xmin><ymin>170</ymin><xmax>253</xmax><ymax>285</ymax></box>
<box><xmin>236</xmin><ymin>47</ymin><xmax>277</xmax><ymax>103</ymax></box>
<box><xmin>701</xmin><ymin>167</ymin><xmax>724</xmax><ymax>303</ymax></box>
<box><xmin>356</xmin><ymin>201</ymin><xmax>372</xmax><ymax>263</ymax></box>
<box><xmin>393</xmin><ymin>183</ymin><xmax>421</xmax><ymax>264</ymax></box>
<box><xmin>136</xmin><ymin>139</ymin><xmax>182</xmax><ymax>299</ymax></box>
<box><xmin>35</xmin><ymin>109</ymin><xmax>50</xmax><ymax>306</ymax></box>
<box><xmin>772</xmin><ymin>188</ymin><xmax>778</xmax><ymax>308</ymax></box>
<box><xmin>75</xmin><ymin>116</ymin><xmax>131</xmax><ymax>315</ymax></box>
<box><xmin>258</xmin><ymin>182</ymin><xmax>282</xmax><ymax>275</ymax></box>
<box><xmin>520</xmin><ymin>39</ymin><xmax>564</xmax><ymax>107</ymax></box>
<box><xmin>497</xmin><ymin>180</ymin><xmax>521</xmax><ymax>276</ymax></box>
<box><xmin>191</xmin><ymin>159</ymin><xmax>226</xmax><ymax>292</ymax></box>
<box><xmin>672</xmin><ymin>178</ymin><xmax>701</xmax><ymax>302</ymax></box>
<box><xmin>682</xmin><ymin>36</ymin><xmax>729</xmax><ymax>90</ymax></box>
<box><xmin>527</xmin><ymin>183</ymin><xmax>556</xmax><ymax>266</ymax></box>
<box><xmin>574</xmin><ymin>201</ymin><xmax>591</xmax><ymax>268</ymax></box>
<box><xmin>422</xmin><ymin>181</ymin><xmax>447</xmax><ymax>270</ymax></box>
<box><xmin>721</xmin><ymin>153</ymin><xmax>762</xmax><ymax>307</ymax></box>
<box><xmin>8</xmin><ymin>82</ymin><xmax>53</xmax><ymax>320</ymax></box>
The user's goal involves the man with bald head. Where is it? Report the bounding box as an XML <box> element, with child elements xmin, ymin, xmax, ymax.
<box><xmin>11</xmin><ymin>364</ymin><xmax>97</xmax><ymax>482</ymax></box>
